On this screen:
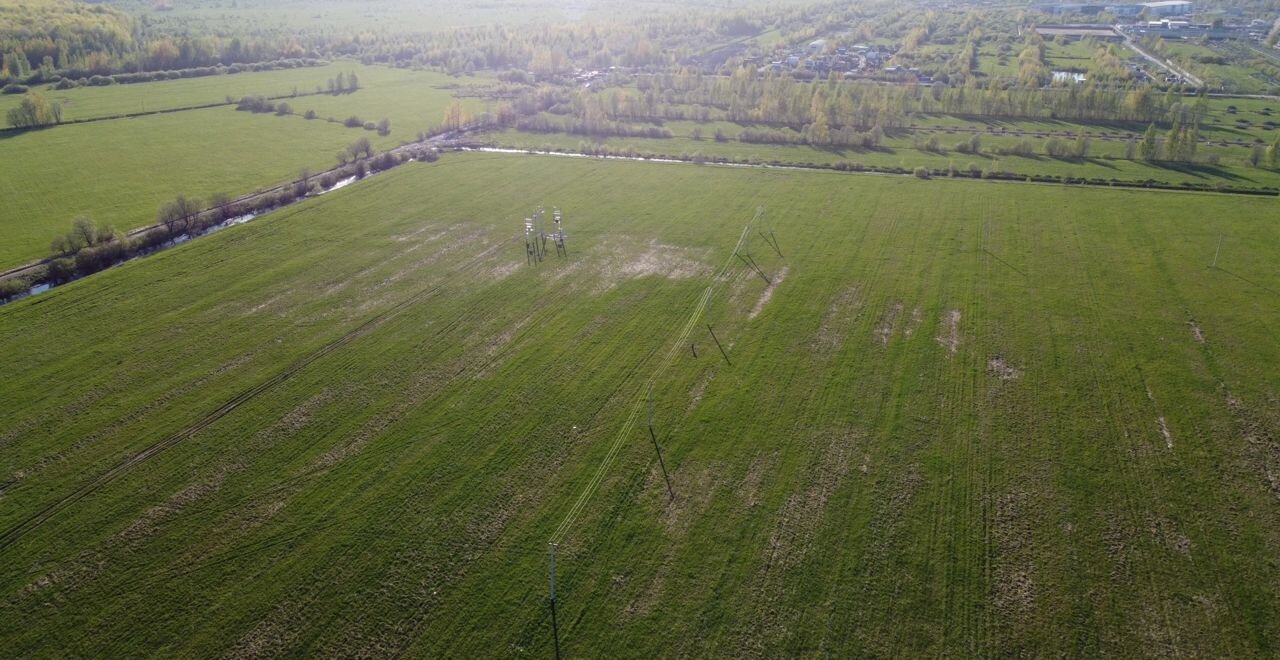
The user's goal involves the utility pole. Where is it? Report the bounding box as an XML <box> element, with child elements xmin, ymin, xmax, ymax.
<box><xmin>549</xmin><ymin>543</ymin><xmax>561</xmax><ymax>660</ymax></box>
<box><xmin>707</xmin><ymin>325</ymin><xmax>731</xmax><ymax>366</ymax></box>
<box><xmin>648</xmin><ymin>384</ymin><xmax>675</xmax><ymax>502</ymax></box>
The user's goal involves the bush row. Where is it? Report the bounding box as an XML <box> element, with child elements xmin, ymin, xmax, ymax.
<box><xmin>37</xmin><ymin>59</ymin><xmax>328</xmax><ymax>89</ymax></box>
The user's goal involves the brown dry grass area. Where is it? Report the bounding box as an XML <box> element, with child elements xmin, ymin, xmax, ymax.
<box><xmin>737</xmin><ymin>451</ymin><xmax>779</xmax><ymax>513</ymax></box>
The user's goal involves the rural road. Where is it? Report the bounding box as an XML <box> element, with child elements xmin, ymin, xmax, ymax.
<box><xmin>1122</xmin><ymin>31</ymin><xmax>1205</xmax><ymax>88</ymax></box>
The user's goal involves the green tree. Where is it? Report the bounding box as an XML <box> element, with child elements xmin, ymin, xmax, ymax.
<box><xmin>157</xmin><ymin>196</ymin><xmax>203</xmax><ymax>235</ymax></box>
<box><xmin>6</xmin><ymin>91</ymin><xmax>62</xmax><ymax>128</ymax></box>
<box><xmin>1073</xmin><ymin>133</ymin><xmax>1090</xmax><ymax>159</ymax></box>
<box><xmin>1140</xmin><ymin>123</ymin><xmax>1159</xmax><ymax>160</ymax></box>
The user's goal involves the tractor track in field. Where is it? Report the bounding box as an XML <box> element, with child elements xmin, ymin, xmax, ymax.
<box><xmin>0</xmin><ymin>236</ymin><xmax>516</xmax><ymax>554</ymax></box>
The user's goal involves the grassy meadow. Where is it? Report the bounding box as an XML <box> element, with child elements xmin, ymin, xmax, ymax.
<box><xmin>1</xmin><ymin>153</ymin><xmax>1278</xmax><ymax>657</ymax></box>
<box><xmin>283</xmin><ymin>66</ymin><xmax>495</xmax><ymax>150</ymax></box>
<box><xmin>0</xmin><ymin>107</ymin><xmax>354</xmax><ymax>268</ymax></box>
<box><xmin>0</xmin><ymin>62</ymin><xmax>376</xmax><ymax>127</ymax></box>
<box><xmin>0</xmin><ymin>64</ymin><xmax>487</xmax><ymax>268</ymax></box>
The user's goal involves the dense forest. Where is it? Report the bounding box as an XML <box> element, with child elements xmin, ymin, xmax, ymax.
<box><xmin>1</xmin><ymin>0</ymin><xmax>331</xmax><ymax>84</ymax></box>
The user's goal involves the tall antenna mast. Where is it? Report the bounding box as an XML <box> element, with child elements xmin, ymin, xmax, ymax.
<box><xmin>553</xmin><ymin>207</ymin><xmax>567</xmax><ymax>258</ymax></box>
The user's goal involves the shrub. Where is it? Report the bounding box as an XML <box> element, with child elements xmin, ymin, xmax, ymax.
<box><xmin>46</xmin><ymin>258</ymin><xmax>76</xmax><ymax>284</ymax></box>
<box><xmin>0</xmin><ymin>277</ymin><xmax>29</xmax><ymax>301</ymax></box>
<box><xmin>236</xmin><ymin>96</ymin><xmax>275</xmax><ymax>113</ymax></box>
<box><xmin>343</xmin><ymin>115</ymin><xmax>364</xmax><ymax>128</ymax></box>
<box><xmin>913</xmin><ymin>166</ymin><xmax>930</xmax><ymax>179</ymax></box>
<box><xmin>363</xmin><ymin>121</ymin><xmax>377</xmax><ymax>131</ymax></box>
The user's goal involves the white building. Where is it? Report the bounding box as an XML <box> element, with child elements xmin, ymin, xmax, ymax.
<box><xmin>1142</xmin><ymin>1</ymin><xmax>1193</xmax><ymax>17</ymax></box>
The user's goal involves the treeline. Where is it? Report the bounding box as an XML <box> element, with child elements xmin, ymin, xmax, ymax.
<box><xmin>515</xmin><ymin>115</ymin><xmax>673</xmax><ymax>139</ymax></box>
<box><xmin>623</xmin><ymin>68</ymin><xmax>1201</xmax><ymax>128</ymax></box>
<box><xmin>2</xmin><ymin>0</ymin><xmax>762</xmax><ymax>82</ymax></box>
<box><xmin>235</xmin><ymin>95</ymin><xmax>392</xmax><ymax>135</ymax></box>
<box><xmin>737</xmin><ymin>125</ymin><xmax>885</xmax><ymax>149</ymax></box>
<box><xmin>42</xmin><ymin>58</ymin><xmax>326</xmax><ymax>90</ymax></box>
<box><xmin>1</xmin><ymin>0</ymin><xmax>330</xmax><ymax>85</ymax></box>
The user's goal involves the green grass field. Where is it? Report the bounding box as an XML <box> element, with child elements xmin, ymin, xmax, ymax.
<box><xmin>0</xmin><ymin>62</ymin><xmax>369</xmax><ymax>128</ymax></box>
<box><xmin>2</xmin><ymin>153</ymin><xmax>1278</xmax><ymax>657</ymax></box>
<box><xmin>1162</xmin><ymin>41</ymin><xmax>1273</xmax><ymax>94</ymax></box>
<box><xmin>0</xmin><ymin>107</ymin><xmax>358</xmax><ymax>268</ymax></box>
<box><xmin>0</xmin><ymin>65</ymin><xmax>488</xmax><ymax>269</ymax></box>
<box><xmin>283</xmin><ymin>66</ymin><xmax>494</xmax><ymax>150</ymax></box>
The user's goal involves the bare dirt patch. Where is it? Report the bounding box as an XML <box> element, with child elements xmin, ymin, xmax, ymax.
<box><xmin>391</xmin><ymin>223</ymin><xmax>440</xmax><ymax>242</ymax></box>
<box><xmin>1157</xmin><ymin>417</ymin><xmax>1173</xmax><ymax>450</ymax></box>
<box><xmin>737</xmin><ymin>451</ymin><xmax>778</xmax><ymax>512</ymax></box>
<box><xmin>748</xmin><ymin>266</ymin><xmax>789</xmax><ymax>320</ymax></box>
<box><xmin>936</xmin><ymin>309</ymin><xmax>961</xmax><ymax>355</ymax></box>
<box><xmin>875</xmin><ymin>300</ymin><xmax>904</xmax><ymax>346</ymax></box>
<box><xmin>1188</xmin><ymin>319</ymin><xmax>1205</xmax><ymax>344</ymax></box>
<box><xmin>590</xmin><ymin>239</ymin><xmax>712</xmax><ymax>293</ymax></box>
<box><xmin>1147</xmin><ymin>513</ymin><xmax>1192</xmax><ymax>558</ymax></box>
<box><xmin>1226</xmin><ymin>393</ymin><xmax>1280</xmax><ymax>499</ymax></box>
<box><xmin>384</xmin><ymin>228</ymin><xmax>489</xmax><ymax>286</ymax></box>
<box><xmin>486</xmin><ymin>261</ymin><xmax>520</xmax><ymax>281</ymax></box>
<box><xmin>904</xmin><ymin>306</ymin><xmax>924</xmax><ymax>338</ymax></box>
<box><xmin>812</xmin><ymin>284</ymin><xmax>864</xmax><ymax>353</ymax></box>
<box><xmin>987</xmin><ymin>355</ymin><xmax>1022</xmax><ymax>381</ymax></box>
<box><xmin>991</xmin><ymin>489</ymin><xmax>1036</xmax><ymax>623</ymax></box>
<box><xmin>688</xmin><ymin>370</ymin><xmax>715</xmax><ymax>412</ymax></box>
